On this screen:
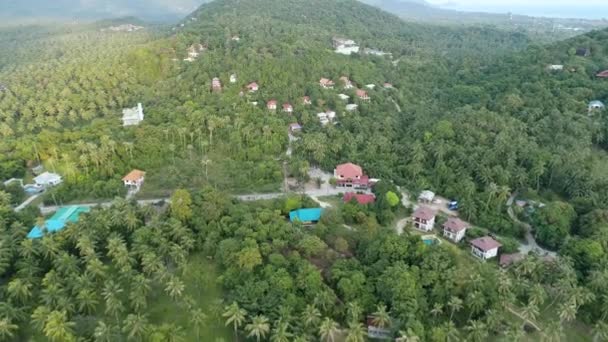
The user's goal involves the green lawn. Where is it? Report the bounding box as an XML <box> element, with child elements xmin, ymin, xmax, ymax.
<box><xmin>147</xmin><ymin>253</ymin><xmax>231</xmax><ymax>341</ymax></box>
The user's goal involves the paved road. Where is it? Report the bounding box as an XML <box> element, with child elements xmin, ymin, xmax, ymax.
<box><xmin>15</xmin><ymin>193</ymin><xmax>43</xmax><ymax>212</ymax></box>
<box><xmin>39</xmin><ymin>198</ymin><xmax>170</xmax><ymax>215</ymax></box>
<box><xmin>506</xmin><ymin>194</ymin><xmax>556</xmax><ymax>257</ymax></box>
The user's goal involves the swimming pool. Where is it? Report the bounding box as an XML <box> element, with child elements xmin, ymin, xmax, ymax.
<box><xmin>421</xmin><ymin>235</ymin><xmax>441</xmax><ymax>246</ymax></box>
<box><xmin>23</xmin><ymin>184</ymin><xmax>44</xmax><ymax>195</ymax></box>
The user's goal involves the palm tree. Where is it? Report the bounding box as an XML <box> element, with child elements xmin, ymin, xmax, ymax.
<box><xmin>102</xmin><ymin>281</ymin><xmax>124</xmax><ymax>324</ymax></box>
<box><xmin>122</xmin><ymin>313</ymin><xmax>149</xmax><ymax>341</ymax></box>
<box><xmin>190</xmin><ymin>309</ymin><xmax>207</xmax><ymax>341</ymax></box>
<box><xmin>448</xmin><ymin>296</ymin><xmax>463</xmax><ymax>320</ymax></box>
<box><xmin>164</xmin><ymin>276</ymin><xmax>185</xmax><ymax>300</ymax></box>
<box><xmin>31</xmin><ymin>305</ymin><xmax>51</xmax><ymax>331</ymax></box>
<box><xmin>0</xmin><ymin>318</ymin><xmax>18</xmax><ymax>340</ymax></box>
<box><xmin>529</xmin><ymin>284</ymin><xmax>547</xmax><ymax>307</ymax></box>
<box><xmin>593</xmin><ymin>321</ymin><xmax>608</xmax><ymax>342</ymax></box>
<box><xmin>245</xmin><ymin>315</ymin><xmax>270</xmax><ymax>342</ymax></box>
<box><xmin>346</xmin><ymin>302</ymin><xmax>362</xmax><ymax>323</ymax></box>
<box><xmin>319</xmin><ymin>317</ymin><xmax>340</xmax><ymax>342</ymax></box>
<box><xmin>270</xmin><ymin>319</ymin><xmax>292</xmax><ymax>342</ymax></box>
<box><xmin>345</xmin><ymin>321</ymin><xmax>366</xmax><ymax>342</ymax></box>
<box><xmin>302</xmin><ymin>304</ymin><xmax>321</xmax><ymax>329</ymax></box>
<box><xmin>223</xmin><ymin>302</ymin><xmax>247</xmax><ymax>342</ymax></box>
<box><xmin>6</xmin><ymin>278</ymin><xmax>32</xmax><ymax>303</ymax></box>
<box><xmin>541</xmin><ymin>321</ymin><xmax>564</xmax><ymax>342</ymax></box>
<box><xmin>465</xmin><ymin>320</ymin><xmax>488</xmax><ymax>342</ymax></box>
<box><xmin>466</xmin><ymin>291</ymin><xmax>486</xmax><ymax>318</ymax></box>
<box><xmin>76</xmin><ymin>288</ymin><xmax>99</xmax><ymax>314</ymax></box>
<box><xmin>43</xmin><ymin>310</ymin><xmax>76</xmax><ymax>342</ymax></box>
<box><xmin>521</xmin><ymin>302</ymin><xmax>540</xmax><ymax>325</ymax></box>
<box><xmin>395</xmin><ymin>328</ymin><xmax>420</xmax><ymax>342</ymax></box>
<box><xmin>372</xmin><ymin>304</ymin><xmax>391</xmax><ymax>328</ymax></box>
<box><xmin>444</xmin><ymin>321</ymin><xmax>460</xmax><ymax>342</ymax></box>
<box><xmin>430</xmin><ymin>303</ymin><xmax>443</xmax><ymax>318</ymax></box>
<box><xmin>558</xmin><ymin>302</ymin><xmax>577</xmax><ymax>323</ymax></box>
<box><xmin>94</xmin><ymin>321</ymin><xmax>118</xmax><ymax>342</ymax></box>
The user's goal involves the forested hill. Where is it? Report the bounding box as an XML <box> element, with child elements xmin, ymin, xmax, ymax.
<box><xmin>3</xmin><ymin>0</ymin><xmax>608</xmax><ymax>341</ymax></box>
<box><xmin>179</xmin><ymin>0</ymin><xmax>530</xmax><ymax>61</ymax></box>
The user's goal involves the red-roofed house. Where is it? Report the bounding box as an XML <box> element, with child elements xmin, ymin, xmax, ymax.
<box><xmin>267</xmin><ymin>100</ymin><xmax>277</xmax><ymax>111</ymax></box>
<box><xmin>470</xmin><ymin>237</ymin><xmax>501</xmax><ymax>260</ymax></box>
<box><xmin>356</xmin><ymin>89</ymin><xmax>370</xmax><ymax>101</ymax></box>
<box><xmin>247</xmin><ymin>82</ymin><xmax>259</xmax><ymax>92</ymax></box>
<box><xmin>442</xmin><ymin>217</ymin><xmax>469</xmax><ymax>242</ymax></box>
<box><xmin>320</xmin><ymin>78</ymin><xmax>335</xmax><ymax>89</ymax></box>
<box><xmin>302</xmin><ymin>96</ymin><xmax>312</xmax><ymax>105</ymax></box>
<box><xmin>597</xmin><ymin>70</ymin><xmax>608</xmax><ymax>78</ymax></box>
<box><xmin>339</xmin><ymin>76</ymin><xmax>354</xmax><ymax>89</ymax></box>
<box><xmin>283</xmin><ymin>103</ymin><xmax>293</xmax><ymax>113</ymax></box>
<box><xmin>412</xmin><ymin>206</ymin><xmax>436</xmax><ymax>232</ymax></box>
<box><xmin>334</xmin><ymin>163</ymin><xmax>370</xmax><ymax>189</ymax></box>
<box><xmin>343</xmin><ymin>193</ymin><xmax>376</xmax><ymax>205</ymax></box>
<box><xmin>122</xmin><ymin>169</ymin><xmax>145</xmax><ymax>188</ymax></box>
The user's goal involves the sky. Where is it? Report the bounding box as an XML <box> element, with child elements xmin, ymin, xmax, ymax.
<box><xmin>426</xmin><ymin>0</ymin><xmax>608</xmax><ymax>19</ymax></box>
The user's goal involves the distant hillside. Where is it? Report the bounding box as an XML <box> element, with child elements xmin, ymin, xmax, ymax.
<box><xmin>358</xmin><ymin>0</ymin><xmax>608</xmax><ymax>40</ymax></box>
<box><xmin>177</xmin><ymin>0</ymin><xmax>529</xmax><ymax>61</ymax></box>
<box><xmin>0</xmin><ymin>0</ymin><xmax>211</xmax><ymax>22</ymax></box>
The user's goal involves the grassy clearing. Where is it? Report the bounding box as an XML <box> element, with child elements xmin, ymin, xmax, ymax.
<box><xmin>147</xmin><ymin>253</ymin><xmax>231</xmax><ymax>341</ymax></box>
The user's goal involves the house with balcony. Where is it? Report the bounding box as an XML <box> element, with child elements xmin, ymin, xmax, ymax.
<box><xmin>470</xmin><ymin>236</ymin><xmax>501</xmax><ymax>260</ymax></box>
<box><xmin>320</xmin><ymin>78</ymin><xmax>335</xmax><ymax>89</ymax></box>
<box><xmin>334</xmin><ymin>162</ymin><xmax>370</xmax><ymax>189</ymax></box>
<box><xmin>412</xmin><ymin>206</ymin><xmax>436</xmax><ymax>232</ymax></box>
<box><xmin>122</xmin><ymin>169</ymin><xmax>145</xmax><ymax>188</ymax></box>
<box><xmin>442</xmin><ymin>217</ymin><xmax>469</xmax><ymax>243</ymax></box>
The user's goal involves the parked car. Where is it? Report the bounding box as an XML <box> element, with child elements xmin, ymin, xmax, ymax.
<box><xmin>448</xmin><ymin>200</ymin><xmax>459</xmax><ymax>211</ymax></box>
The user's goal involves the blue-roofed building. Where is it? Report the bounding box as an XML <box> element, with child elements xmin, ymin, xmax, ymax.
<box><xmin>289</xmin><ymin>208</ymin><xmax>323</xmax><ymax>225</ymax></box>
<box><xmin>28</xmin><ymin>205</ymin><xmax>90</xmax><ymax>239</ymax></box>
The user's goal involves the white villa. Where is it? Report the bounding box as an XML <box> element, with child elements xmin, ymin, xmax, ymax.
<box><xmin>333</xmin><ymin>37</ymin><xmax>360</xmax><ymax>55</ymax></box>
<box><xmin>412</xmin><ymin>206</ymin><xmax>436</xmax><ymax>232</ymax></box>
<box><xmin>34</xmin><ymin>172</ymin><xmax>62</xmax><ymax>187</ymax></box>
<box><xmin>443</xmin><ymin>217</ymin><xmax>469</xmax><ymax>243</ymax></box>
<box><xmin>346</xmin><ymin>104</ymin><xmax>358</xmax><ymax>112</ymax></box>
<box><xmin>338</xmin><ymin>94</ymin><xmax>350</xmax><ymax>101</ymax></box>
<box><xmin>317</xmin><ymin>110</ymin><xmax>336</xmax><ymax>126</ymax></box>
<box><xmin>470</xmin><ymin>237</ymin><xmax>501</xmax><ymax>260</ymax></box>
<box><xmin>122</xmin><ymin>103</ymin><xmax>144</xmax><ymax>126</ymax></box>
<box><xmin>122</xmin><ymin>169</ymin><xmax>146</xmax><ymax>188</ymax></box>
<box><xmin>547</xmin><ymin>64</ymin><xmax>564</xmax><ymax>71</ymax></box>
<box><xmin>230</xmin><ymin>74</ymin><xmax>237</xmax><ymax>83</ymax></box>
<box><xmin>589</xmin><ymin>100</ymin><xmax>605</xmax><ymax>113</ymax></box>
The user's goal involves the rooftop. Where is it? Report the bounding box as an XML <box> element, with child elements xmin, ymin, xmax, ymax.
<box><xmin>335</xmin><ymin>163</ymin><xmax>363</xmax><ymax>179</ymax></box>
<box><xmin>123</xmin><ymin>169</ymin><xmax>145</xmax><ymax>182</ymax></box>
<box><xmin>471</xmin><ymin>236</ymin><xmax>502</xmax><ymax>251</ymax></box>
<box><xmin>413</xmin><ymin>206</ymin><xmax>436</xmax><ymax>220</ymax></box>
<box><xmin>443</xmin><ymin>217</ymin><xmax>469</xmax><ymax>233</ymax></box>
<box><xmin>34</xmin><ymin>172</ymin><xmax>62</xmax><ymax>184</ymax></box>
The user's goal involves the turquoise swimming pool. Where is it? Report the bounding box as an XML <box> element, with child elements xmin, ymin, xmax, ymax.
<box><xmin>421</xmin><ymin>235</ymin><xmax>441</xmax><ymax>246</ymax></box>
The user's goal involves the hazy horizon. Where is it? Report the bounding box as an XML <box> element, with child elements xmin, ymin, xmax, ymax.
<box><xmin>426</xmin><ymin>0</ymin><xmax>608</xmax><ymax>19</ymax></box>
<box><xmin>1</xmin><ymin>0</ymin><xmax>606</xmax><ymax>22</ymax></box>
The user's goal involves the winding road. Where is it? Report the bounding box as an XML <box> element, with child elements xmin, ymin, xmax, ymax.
<box><xmin>506</xmin><ymin>194</ymin><xmax>556</xmax><ymax>257</ymax></box>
